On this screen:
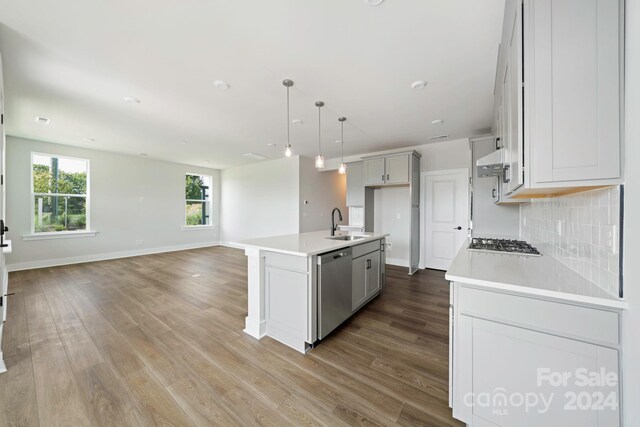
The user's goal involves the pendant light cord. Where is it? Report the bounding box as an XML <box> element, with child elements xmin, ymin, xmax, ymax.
<box><xmin>286</xmin><ymin>86</ymin><xmax>290</xmax><ymax>148</ymax></box>
<box><xmin>341</xmin><ymin>120</ymin><xmax>344</xmax><ymax>163</ymax></box>
<box><xmin>318</xmin><ymin>105</ymin><xmax>322</xmax><ymax>155</ymax></box>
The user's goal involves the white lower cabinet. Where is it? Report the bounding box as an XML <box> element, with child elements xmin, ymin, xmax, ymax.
<box><xmin>451</xmin><ymin>283</ymin><xmax>621</xmax><ymax>426</ymax></box>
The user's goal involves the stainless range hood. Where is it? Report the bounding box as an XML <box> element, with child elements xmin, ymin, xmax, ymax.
<box><xmin>476</xmin><ymin>148</ymin><xmax>505</xmax><ymax>177</ymax></box>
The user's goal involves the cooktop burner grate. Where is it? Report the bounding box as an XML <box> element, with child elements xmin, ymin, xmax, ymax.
<box><xmin>468</xmin><ymin>238</ymin><xmax>541</xmax><ymax>256</ymax></box>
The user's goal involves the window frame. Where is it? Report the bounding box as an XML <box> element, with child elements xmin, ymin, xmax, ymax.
<box><xmin>30</xmin><ymin>152</ymin><xmax>91</xmax><ymax>236</ymax></box>
<box><xmin>183</xmin><ymin>172</ymin><xmax>213</xmax><ymax>229</ymax></box>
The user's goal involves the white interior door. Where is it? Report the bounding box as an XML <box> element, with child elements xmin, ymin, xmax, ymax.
<box><xmin>422</xmin><ymin>169</ymin><xmax>469</xmax><ymax>270</ymax></box>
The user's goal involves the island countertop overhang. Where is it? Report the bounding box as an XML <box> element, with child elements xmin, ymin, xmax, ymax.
<box><xmin>234</xmin><ymin>230</ymin><xmax>390</xmax><ymax>257</ymax></box>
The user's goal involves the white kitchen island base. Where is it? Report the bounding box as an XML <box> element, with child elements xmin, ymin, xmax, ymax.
<box><xmin>239</xmin><ymin>231</ymin><xmax>388</xmax><ymax>353</ymax></box>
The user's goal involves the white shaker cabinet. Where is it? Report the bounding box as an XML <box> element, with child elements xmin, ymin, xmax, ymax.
<box><xmin>527</xmin><ymin>0</ymin><xmax>622</xmax><ymax>186</ymax></box>
<box><xmin>450</xmin><ymin>282</ymin><xmax>622</xmax><ymax>426</ymax></box>
<box><xmin>346</xmin><ymin>161</ymin><xmax>364</xmax><ymax>207</ymax></box>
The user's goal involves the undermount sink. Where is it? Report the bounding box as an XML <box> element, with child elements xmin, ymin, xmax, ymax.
<box><xmin>326</xmin><ymin>235</ymin><xmax>366</xmax><ymax>241</ymax></box>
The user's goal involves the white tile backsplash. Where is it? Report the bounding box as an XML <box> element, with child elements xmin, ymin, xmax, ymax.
<box><xmin>520</xmin><ymin>186</ymin><xmax>621</xmax><ymax>297</ymax></box>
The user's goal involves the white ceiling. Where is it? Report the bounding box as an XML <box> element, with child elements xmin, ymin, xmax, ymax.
<box><xmin>0</xmin><ymin>0</ymin><xmax>504</xmax><ymax>169</ymax></box>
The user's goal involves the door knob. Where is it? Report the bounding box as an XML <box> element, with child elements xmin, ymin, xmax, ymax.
<box><xmin>453</xmin><ymin>226</ymin><xmax>462</xmax><ymax>230</ymax></box>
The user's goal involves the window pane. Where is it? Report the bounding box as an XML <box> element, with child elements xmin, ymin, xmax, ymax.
<box><xmin>185</xmin><ymin>201</ymin><xmax>211</xmax><ymax>226</ymax></box>
<box><xmin>34</xmin><ymin>195</ymin><xmax>87</xmax><ymax>232</ymax></box>
<box><xmin>33</xmin><ymin>155</ymin><xmax>87</xmax><ymax>195</ymax></box>
<box><xmin>185</xmin><ymin>174</ymin><xmax>211</xmax><ymax>201</ymax></box>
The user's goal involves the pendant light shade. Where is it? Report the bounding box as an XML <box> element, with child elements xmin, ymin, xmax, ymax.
<box><xmin>338</xmin><ymin>117</ymin><xmax>347</xmax><ymax>175</ymax></box>
<box><xmin>282</xmin><ymin>79</ymin><xmax>294</xmax><ymax>157</ymax></box>
<box><xmin>315</xmin><ymin>101</ymin><xmax>325</xmax><ymax>169</ymax></box>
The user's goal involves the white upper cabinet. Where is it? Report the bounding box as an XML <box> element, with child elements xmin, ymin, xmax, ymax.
<box><xmin>506</xmin><ymin>2</ymin><xmax>524</xmax><ymax>194</ymax></box>
<box><xmin>528</xmin><ymin>0</ymin><xmax>622</xmax><ymax>185</ymax></box>
<box><xmin>384</xmin><ymin>155</ymin><xmax>410</xmax><ymax>185</ymax></box>
<box><xmin>346</xmin><ymin>162</ymin><xmax>364</xmax><ymax>207</ymax></box>
<box><xmin>364</xmin><ymin>157</ymin><xmax>385</xmax><ymax>186</ymax></box>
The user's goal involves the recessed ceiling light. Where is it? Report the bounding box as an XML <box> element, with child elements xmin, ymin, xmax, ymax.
<box><xmin>267</xmin><ymin>143</ymin><xmax>277</xmax><ymax>147</ymax></box>
<box><xmin>84</xmin><ymin>137</ymin><xmax>95</xmax><ymax>143</ymax></box>
<box><xmin>140</xmin><ymin>153</ymin><xmax>148</xmax><ymax>156</ymax></box>
<box><xmin>177</xmin><ymin>140</ymin><xmax>188</xmax><ymax>145</ymax></box>
<box><xmin>214</xmin><ymin>80</ymin><xmax>230</xmax><ymax>90</ymax></box>
<box><xmin>428</xmin><ymin>134</ymin><xmax>449</xmax><ymax>140</ymax></box>
<box><xmin>203</xmin><ymin>160</ymin><xmax>210</xmax><ymax>163</ymax></box>
<box><xmin>291</xmin><ymin>119</ymin><xmax>303</xmax><ymax>125</ymax></box>
<box><xmin>35</xmin><ymin>116</ymin><xmax>50</xmax><ymax>125</ymax></box>
<box><xmin>124</xmin><ymin>96</ymin><xmax>141</xmax><ymax>104</ymax></box>
<box><xmin>335</xmin><ymin>140</ymin><xmax>343</xmax><ymax>144</ymax></box>
<box><xmin>411</xmin><ymin>80</ymin><xmax>428</xmax><ymax>90</ymax></box>
<box><xmin>431</xmin><ymin>119</ymin><xmax>444</xmax><ymax>125</ymax></box>
<box><xmin>364</xmin><ymin>0</ymin><xmax>384</xmax><ymax>5</ymax></box>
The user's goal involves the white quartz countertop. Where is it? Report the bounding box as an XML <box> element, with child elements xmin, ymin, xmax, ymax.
<box><xmin>445</xmin><ymin>245</ymin><xmax>627</xmax><ymax>309</ymax></box>
<box><xmin>235</xmin><ymin>230</ymin><xmax>389</xmax><ymax>257</ymax></box>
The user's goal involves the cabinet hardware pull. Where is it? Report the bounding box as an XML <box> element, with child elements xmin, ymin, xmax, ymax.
<box><xmin>366</xmin><ymin>259</ymin><xmax>371</xmax><ymax>269</ymax></box>
<box><xmin>492</xmin><ymin>188</ymin><xmax>497</xmax><ymax>198</ymax></box>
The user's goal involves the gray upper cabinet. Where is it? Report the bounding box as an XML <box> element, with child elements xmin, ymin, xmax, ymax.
<box><xmin>384</xmin><ymin>154</ymin><xmax>410</xmax><ymax>185</ymax></box>
<box><xmin>346</xmin><ymin>162</ymin><xmax>364</xmax><ymax>207</ymax></box>
<box><xmin>493</xmin><ymin>0</ymin><xmax>622</xmax><ymax>199</ymax></box>
<box><xmin>528</xmin><ymin>0</ymin><xmax>622</xmax><ymax>185</ymax></box>
<box><xmin>364</xmin><ymin>157</ymin><xmax>385</xmax><ymax>186</ymax></box>
<box><xmin>363</xmin><ymin>153</ymin><xmax>410</xmax><ymax>186</ymax></box>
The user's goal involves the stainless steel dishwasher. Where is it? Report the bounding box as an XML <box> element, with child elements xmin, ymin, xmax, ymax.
<box><xmin>317</xmin><ymin>247</ymin><xmax>353</xmax><ymax>340</ymax></box>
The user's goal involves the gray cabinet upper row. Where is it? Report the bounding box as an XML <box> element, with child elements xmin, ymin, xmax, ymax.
<box><xmin>494</xmin><ymin>0</ymin><xmax>623</xmax><ymax>199</ymax></box>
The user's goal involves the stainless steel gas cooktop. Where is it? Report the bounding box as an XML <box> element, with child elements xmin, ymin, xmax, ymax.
<box><xmin>468</xmin><ymin>238</ymin><xmax>541</xmax><ymax>256</ymax></box>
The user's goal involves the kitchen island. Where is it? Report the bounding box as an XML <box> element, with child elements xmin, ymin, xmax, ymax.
<box><xmin>237</xmin><ymin>230</ymin><xmax>388</xmax><ymax>353</ymax></box>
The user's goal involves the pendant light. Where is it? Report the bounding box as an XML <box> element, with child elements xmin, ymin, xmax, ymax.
<box><xmin>282</xmin><ymin>79</ymin><xmax>294</xmax><ymax>157</ymax></box>
<box><xmin>315</xmin><ymin>101</ymin><xmax>325</xmax><ymax>168</ymax></box>
<box><xmin>338</xmin><ymin>117</ymin><xmax>347</xmax><ymax>174</ymax></box>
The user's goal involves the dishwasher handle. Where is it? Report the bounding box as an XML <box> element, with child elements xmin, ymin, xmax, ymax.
<box><xmin>333</xmin><ymin>252</ymin><xmax>348</xmax><ymax>259</ymax></box>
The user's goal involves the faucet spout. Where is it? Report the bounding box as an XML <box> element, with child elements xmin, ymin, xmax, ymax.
<box><xmin>331</xmin><ymin>208</ymin><xmax>343</xmax><ymax>236</ymax></box>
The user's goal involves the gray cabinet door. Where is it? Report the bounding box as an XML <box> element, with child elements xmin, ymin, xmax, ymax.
<box><xmin>385</xmin><ymin>154</ymin><xmax>410</xmax><ymax>185</ymax></box>
<box><xmin>455</xmin><ymin>316</ymin><xmax>620</xmax><ymax>426</ymax></box>
<box><xmin>529</xmin><ymin>0</ymin><xmax>621</xmax><ymax>183</ymax></box>
<box><xmin>352</xmin><ymin>256</ymin><xmax>367</xmax><ymax>311</ymax></box>
<box><xmin>364</xmin><ymin>158</ymin><xmax>385</xmax><ymax>186</ymax></box>
<box><xmin>346</xmin><ymin>162</ymin><xmax>364</xmax><ymax>207</ymax></box>
<box><xmin>365</xmin><ymin>251</ymin><xmax>381</xmax><ymax>298</ymax></box>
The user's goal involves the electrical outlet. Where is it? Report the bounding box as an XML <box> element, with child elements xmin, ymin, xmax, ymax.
<box><xmin>396</xmin><ymin>213</ymin><xmax>401</xmax><ymax>220</ymax></box>
<box><xmin>386</xmin><ymin>242</ymin><xmax>392</xmax><ymax>251</ymax></box>
<box><xmin>135</xmin><ymin>239</ymin><xmax>143</xmax><ymax>245</ymax></box>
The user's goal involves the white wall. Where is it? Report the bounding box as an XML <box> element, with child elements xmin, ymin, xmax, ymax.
<box><xmin>221</xmin><ymin>156</ymin><xmax>300</xmax><ymax>244</ymax></box>
<box><xmin>373</xmin><ymin>186</ymin><xmax>411</xmax><ymax>267</ymax></box>
<box><xmin>298</xmin><ymin>156</ymin><xmax>347</xmax><ymax>233</ymax></box>
<box><xmin>5</xmin><ymin>136</ymin><xmax>221</xmax><ymax>270</ymax></box>
<box><xmin>623</xmin><ymin>0</ymin><xmax>640</xmax><ymax>423</ymax></box>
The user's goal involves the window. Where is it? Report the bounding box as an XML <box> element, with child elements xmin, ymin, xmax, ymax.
<box><xmin>32</xmin><ymin>153</ymin><xmax>89</xmax><ymax>233</ymax></box>
<box><xmin>185</xmin><ymin>173</ymin><xmax>212</xmax><ymax>227</ymax></box>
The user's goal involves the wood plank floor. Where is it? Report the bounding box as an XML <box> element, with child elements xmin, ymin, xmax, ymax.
<box><xmin>0</xmin><ymin>246</ymin><xmax>463</xmax><ymax>427</ymax></box>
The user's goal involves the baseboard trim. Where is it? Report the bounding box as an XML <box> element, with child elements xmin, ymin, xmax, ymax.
<box><xmin>6</xmin><ymin>241</ymin><xmax>221</xmax><ymax>272</ymax></box>
<box><xmin>386</xmin><ymin>257</ymin><xmax>410</xmax><ymax>268</ymax></box>
<box><xmin>219</xmin><ymin>241</ymin><xmax>246</xmax><ymax>250</ymax></box>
